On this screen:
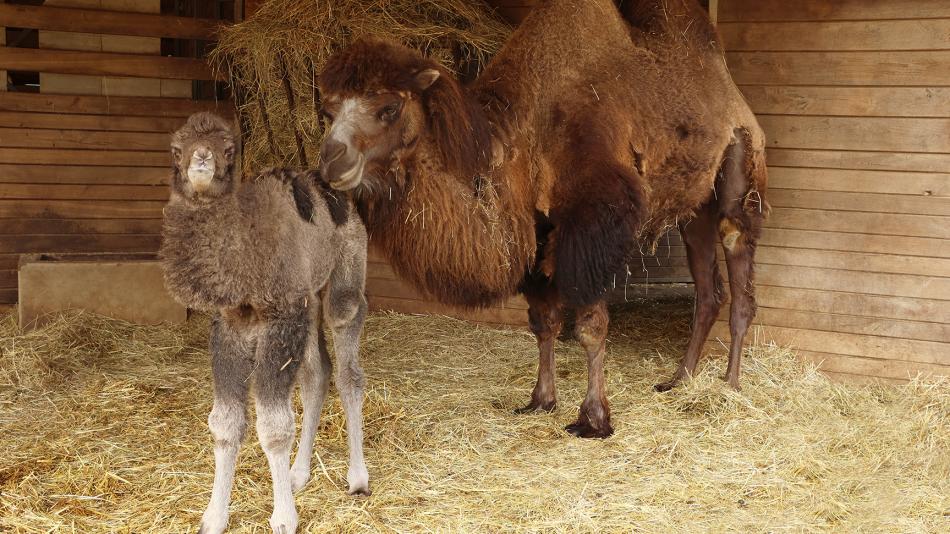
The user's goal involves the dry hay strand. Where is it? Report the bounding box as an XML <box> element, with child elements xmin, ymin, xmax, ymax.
<box><xmin>210</xmin><ymin>0</ymin><xmax>511</xmax><ymax>172</ymax></box>
<box><xmin>1</xmin><ymin>298</ymin><xmax>948</xmax><ymax>533</ymax></box>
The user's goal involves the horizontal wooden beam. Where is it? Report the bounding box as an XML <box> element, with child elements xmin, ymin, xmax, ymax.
<box><xmin>0</xmin><ymin>4</ymin><xmax>222</xmax><ymax>41</ymax></box>
<box><xmin>0</xmin><ymin>92</ymin><xmax>233</xmax><ymax>118</ymax></box>
<box><xmin>0</xmin><ymin>47</ymin><xmax>219</xmax><ymax>81</ymax></box>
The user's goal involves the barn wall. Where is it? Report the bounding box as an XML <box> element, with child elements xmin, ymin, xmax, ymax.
<box><xmin>0</xmin><ymin>1</ymin><xmax>230</xmax><ymax>306</ymax></box>
<box><xmin>712</xmin><ymin>0</ymin><xmax>950</xmax><ymax>382</ymax></box>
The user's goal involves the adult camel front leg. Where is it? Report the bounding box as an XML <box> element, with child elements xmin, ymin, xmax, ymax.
<box><xmin>516</xmin><ymin>278</ymin><xmax>563</xmax><ymax>413</ymax></box>
<box><xmin>565</xmin><ymin>300</ymin><xmax>613</xmax><ymax>438</ymax></box>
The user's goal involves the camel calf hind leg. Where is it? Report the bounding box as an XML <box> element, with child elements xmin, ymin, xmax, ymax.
<box><xmin>290</xmin><ymin>300</ymin><xmax>332</xmax><ymax>493</ymax></box>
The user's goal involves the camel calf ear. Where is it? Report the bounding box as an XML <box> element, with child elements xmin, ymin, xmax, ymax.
<box><xmin>414</xmin><ymin>69</ymin><xmax>440</xmax><ymax>91</ymax></box>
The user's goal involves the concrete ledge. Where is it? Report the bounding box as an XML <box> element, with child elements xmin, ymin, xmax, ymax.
<box><xmin>18</xmin><ymin>253</ymin><xmax>186</xmax><ymax>330</ymax></box>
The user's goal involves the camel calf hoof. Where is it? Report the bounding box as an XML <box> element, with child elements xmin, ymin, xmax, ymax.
<box><xmin>564</xmin><ymin>420</ymin><xmax>613</xmax><ymax>439</ymax></box>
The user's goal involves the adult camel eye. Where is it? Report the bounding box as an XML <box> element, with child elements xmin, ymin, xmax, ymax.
<box><xmin>378</xmin><ymin>101</ymin><xmax>402</xmax><ymax>122</ymax></box>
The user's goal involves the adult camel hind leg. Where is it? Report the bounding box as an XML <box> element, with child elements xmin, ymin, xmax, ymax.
<box><xmin>717</xmin><ymin>128</ymin><xmax>767</xmax><ymax>389</ymax></box>
<box><xmin>654</xmin><ymin>199</ymin><xmax>725</xmax><ymax>392</ymax></box>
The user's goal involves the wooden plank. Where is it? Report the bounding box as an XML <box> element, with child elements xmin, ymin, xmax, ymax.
<box><xmin>739</xmin><ymin>86</ymin><xmax>950</xmax><ymax>118</ymax></box>
<box><xmin>719</xmin><ymin>0</ymin><xmax>950</xmax><ymax>22</ymax></box>
<box><xmin>0</xmin><ymin>111</ymin><xmax>182</xmax><ymax>133</ymax></box>
<box><xmin>0</xmin><ymin>269</ymin><xmax>16</xmax><ymax>289</ymax></box>
<box><xmin>366</xmin><ymin>276</ymin><xmax>530</xmax><ymax>311</ymax></box>
<box><xmin>0</xmin><ymin>218</ymin><xmax>162</xmax><ymax>235</ymax></box>
<box><xmin>760</xmin><ymin>228</ymin><xmax>950</xmax><ymax>259</ymax></box>
<box><xmin>766</xmin><ymin>149</ymin><xmax>950</xmax><ymax>174</ymax></box>
<box><xmin>719</xmin><ymin>306</ymin><xmax>950</xmax><ymax>344</ymax></box>
<box><xmin>0</xmin><ymin>47</ymin><xmax>218</xmax><ymax>81</ymax></box>
<box><xmin>0</xmin><ymin>288</ymin><xmax>15</xmax><ymax>305</ymax></box>
<box><xmin>754</xmin><ymin>285</ymin><xmax>950</xmax><ymax>324</ymax></box>
<box><xmin>766</xmin><ymin>207</ymin><xmax>950</xmax><ymax>240</ymax></box>
<box><xmin>2</xmin><ymin>184</ymin><xmax>168</xmax><ymax>201</ymax></box>
<box><xmin>820</xmin><ymin>369</ymin><xmax>906</xmax><ymax>386</ymax></box>
<box><xmin>753</xmin><ymin>263</ymin><xmax>950</xmax><ymax>300</ymax></box>
<box><xmin>726</xmin><ymin>51</ymin><xmax>950</xmax><ymax>86</ymax></box>
<box><xmin>0</xmin><ymin>234</ymin><xmax>161</xmax><ymax>254</ymax></box>
<box><xmin>0</xmin><ymin>4</ymin><xmax>222</xmax><ymax>41</ymax></box>
<box><xmin>768</xmin><ymin>167</ymin><xmax>950</xmax><ymax>197</ymax></box>
<box><xmin>797</xmin><ymin>351</ymin><xmax>949</xmax><ymax>381</ymax></box>
<box><xmin>767</xmin><ymin>189</ymin><xmax>950</xmax><ymax>216</ymax></box>
<box><xmin>0</xmin><ymin>254</ymin><xmax>17</xmax><ymax>270</ymax></box>
<box><xmin>709</xmin><ymin>321</ymin><xmax>949</xmax><ymax>366</ymax></box>
<box><xmin>0</xmin><ymin>148</ymin><xmax>169</xmax><ymax>167</ymax></box>
<box><xmin>758</xmin><ymin>115</ymin><xmax>950</xmax><ymax>153</ymax></box>
<box><xmin>720</xmin><ymin>19</ymin><xmax>950</xmax><ymax>51</ymax></box>
<box><xmin>0</xmin><ymin>128</ymin><xmax>169</xmax><ymax>151</ymax></box>
<box><xmin>0</xmin><ymin>92</ymin><xmax>233</xmax><ymax>118</ymax></box>
<box><xmin>0</xmin><ymin>200</ymin><xmax>164</xmax><ymax>219</ymax></box>
<box><xmin>753</xmin><ymin>245</ymin><xmax>950</xmax><ymax>278</ymax></box>
<box><xmin>0</xmin><ymin>165</ymin><xmax>167</xmax><ymax>185</ymax></box>
<box><xmin>368</xmin><ymin>295</ymin><xmax>528</xmax><ymax>326</ymax></box>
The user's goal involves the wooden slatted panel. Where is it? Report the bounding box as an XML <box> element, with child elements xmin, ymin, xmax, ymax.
<box><xmin>0</xmin><ymin>47</ymin><xmax>218</xmax><ymax>81</ymax></box>
<box><xmin>0</xmin><ymin>4</ymin><xmax>221</xmax><ymax>40</ymax></box>
<box><xmin>715</xmin><ymin>0</ymin><xmax>950</xmax><ymax>382</ymax></box>
<box><xmin>0</xmin><ymin>93</ymin><xmax>229</xmax><ymax>305</ymax></box>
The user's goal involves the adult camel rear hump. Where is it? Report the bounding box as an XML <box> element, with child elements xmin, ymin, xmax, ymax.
<box><xmin>318</xmin><ymin>0</ymin><xmax>769</xmax><ymax>438</ymax></box>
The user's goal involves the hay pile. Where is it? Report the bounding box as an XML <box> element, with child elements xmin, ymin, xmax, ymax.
<box><xmin>1</xmin><ymin>299</ymin><xmax>948</xmax><ymax>532</ymax></box>
<box><xmin>210</xmin><ymin>0</ymin><xmax>511</xmax><ymax>171</ymax></box>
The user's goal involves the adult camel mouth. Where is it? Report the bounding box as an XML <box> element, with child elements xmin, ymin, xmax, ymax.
<box><xmin>328</xmin><ymin>152</ymin><xmax>366</xmax><ymax>191</ymax></box>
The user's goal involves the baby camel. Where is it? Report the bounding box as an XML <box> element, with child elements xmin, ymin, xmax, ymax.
<box><xmin>160</xmin><ymin>112</ymin><xmax>369</xmax><ymax>534</ymax></box>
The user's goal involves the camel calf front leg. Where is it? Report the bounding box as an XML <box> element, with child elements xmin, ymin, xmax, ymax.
<box><xmin>200</xmin><ymin>315</ymin><xmax>254</xmax><ymax>534</ymax></box>
<box><xmin>255</xmin><ymin>308</ymin><xmax>308</xmax><ymax>534</ymax></box>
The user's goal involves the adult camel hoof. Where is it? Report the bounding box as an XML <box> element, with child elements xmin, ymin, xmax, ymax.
<box><xmin>653</xmin><ymin>380</ymin><xmax>678</xmax><ymax>393</ymax></box>
<box><xmin>723</xmin><ymin>376</ymin><xmax>742</xmax><ymax>391</ymax></box>
<box><xmin>514</xmin><ymin>399</ymin><xmax>557</xmax><ymax>414</ymax></box>
<box><xmin>565</xmin><ymin>420</ymin><xmax>613</xmax><ymax>439</ymax></box>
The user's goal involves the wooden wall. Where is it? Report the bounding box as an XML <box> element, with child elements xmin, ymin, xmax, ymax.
<box><xmin>0</xmin><ymin>1</ymin><xmax>229</xmax><ymax>306</ymax></box>
<box><xmin>710</xmin><ymin>0</ymin><xmax>950</xmax><ymax>382</ymax></box>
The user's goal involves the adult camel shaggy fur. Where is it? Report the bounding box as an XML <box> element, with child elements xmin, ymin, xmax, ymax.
<box><xmin>318</xmin><ymin>0</ymin><xmax>768</xmax><ymax>438</ymax></box>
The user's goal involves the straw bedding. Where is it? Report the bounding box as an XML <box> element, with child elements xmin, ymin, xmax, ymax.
<box><xmin>210</xmin><ymin>0</ymin><xmax>510</xmax><ymax>171</ymax></box>
<box><xmin>0</xmin><ymin>297</ymin><xmax>947</xmax><ymax>533</ymax></box>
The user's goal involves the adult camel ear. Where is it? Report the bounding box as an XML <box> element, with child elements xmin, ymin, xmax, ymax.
<box><xmin>414</xmin><ymin>68</ymin><xmax>440</xmax><ymax>91</ymax></box>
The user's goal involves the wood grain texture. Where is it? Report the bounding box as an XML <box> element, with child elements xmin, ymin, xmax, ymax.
<box><xmin>0</xmin><ymin>3</ymin><xmax>222</xmax><ymax>40</ymax></box>
<box><xmin>720</xmin><ymin>19</ymin><xmax>950</xmax><ymax>51</ymax></box>
<box><xmin>740</xmin><ymin>86</ymin><xmax>950</xmax><ymax>118</ymax></box>
<box><xmin>0</xmin><ymin>93</ymin><xmax>233</xmax><ymax>118</ymax></box>
<box><xmin>719</xmin><ymin>0</ymin><xmax>950</xmax><ymax>22</ymax></box>
<box><xmin>0</xmin><ymin>47</ymin><xmax>218</xmax><ymax>81</ymax></box>
<box><xmin>726</xmin><ymin>51</ymin><xmax>950</xmax><ymax>86</ymax></box>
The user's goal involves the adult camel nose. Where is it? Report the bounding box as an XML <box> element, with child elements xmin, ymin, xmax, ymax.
<box><xmin>321</xmin><ymin>140</ymin><xmax>346</xmax><ymax>166</ymax></box>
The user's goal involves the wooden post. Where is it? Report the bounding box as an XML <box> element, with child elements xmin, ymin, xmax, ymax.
<box><xmin>709</xmin><ymin>0</ymin><xmax>718</xmax><ymax>25</ymax></box>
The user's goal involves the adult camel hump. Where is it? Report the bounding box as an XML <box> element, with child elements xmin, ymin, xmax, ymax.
<box><xmin>318</xmin><ymin>0</ymin><xmax>769</xmax><ymax>438</ymax></box>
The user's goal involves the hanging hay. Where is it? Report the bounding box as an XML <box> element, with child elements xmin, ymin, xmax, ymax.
<box><xmin>210</xmin><ymin>0</ymin><xmax>511</xmax><ymax>172</ymax></box>
<box><xmin>1</xmin><ymin>299</ymin><xmax>948</xmax><ymax>532</ymax></box>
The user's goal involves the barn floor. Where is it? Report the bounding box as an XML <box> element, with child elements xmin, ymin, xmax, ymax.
<box><xmin>1</xmin><ymin>296</ymin><xmax>947</xmax><ymax>533</ymax></box>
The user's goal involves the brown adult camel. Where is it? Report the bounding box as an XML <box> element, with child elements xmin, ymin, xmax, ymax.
<box><xmin>317</xmin><ymin>0</ymin><xmax>768</xmax><ymax>438</ymax></box>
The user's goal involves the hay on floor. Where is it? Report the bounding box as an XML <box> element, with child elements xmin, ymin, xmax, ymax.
<box><xmin>210</xmin><ymin>0</ymin><xmax>511</xmax><ymax>172</ymax></box>
<box><xmin>0</xmin><ymin>298</ymin><xmax>948</xmax><ymax>532</ymax></box>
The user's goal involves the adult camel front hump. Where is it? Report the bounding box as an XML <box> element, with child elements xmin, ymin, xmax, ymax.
<box><xmin>317</xmin><ymin>0</ymin><xmax>769</xmax><ymax>438</ymax></box>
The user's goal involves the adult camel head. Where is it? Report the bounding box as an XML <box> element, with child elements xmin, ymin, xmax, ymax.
<box><xmin>317</xmin><ymin>37</ymin><xmax>492</xmax><ymax>192</ymax></box>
